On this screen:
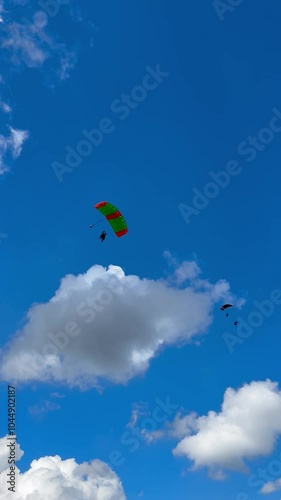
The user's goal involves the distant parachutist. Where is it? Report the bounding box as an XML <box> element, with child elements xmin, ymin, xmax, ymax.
<box><xmin>220</xmin><ymin>304</ymin><xmax>233</xmax><ymax>317</ymax></box>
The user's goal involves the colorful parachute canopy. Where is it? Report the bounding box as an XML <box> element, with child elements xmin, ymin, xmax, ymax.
<box><xmin>94</xmin><ymin>201</ymin><xmax>128</xmax><ymax>237</ymax></box>
<box><xmin>220</xmin><ymin>303</ymin><xmax>233</xmax><ymax>311</ymax></box>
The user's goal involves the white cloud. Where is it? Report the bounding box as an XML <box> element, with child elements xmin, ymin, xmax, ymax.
<box><xmin>58</xmin><ymin>51</ymin><xmax>77</xmax><ymax>81</ymax></box>
<box><xmin>2</xmin><ymin>19</ymin><xmax>50</xmax><ymax>67</ymax></box>
<box><xmin>260</xmin><ymin>477</ymin><xmax>281</xmax><ymax>494</ymax></box>
<box><xmin>0</xmin><ymin>436</ymin><xmax>23</xmax><ymax>473</ymax></box>
<box><xmin>127</xmin><ymin>402</ymin><xmax>150</xmax><ymax>429</ymax></box>
<box><xmin>163</xmin><ymin>252</ymin><xmax>245</xmax><ymax>312</ymax></box>
<box><xmin>164</xmin><ymin>251</ymin><xmax>201</xmax><ymax>285</ymax></box>
<box><xmin>0</xmin><ymin>126</ymin><xmax>28</xmax><ymax>174</ymax></box>
<box><xmin>172</xmin><ymin>380</ymin><xmax>281</xmax><ymax>479</ymax></box>
<box><xmin>28</xmin><ymin>400</ymin><xmax>61</xmax><ymax>418</ymax></box>
<box><xmin>50</xmin><ymin>392</ymin><xmax>65</xmax><ymax>399</ymax></box>
<box><xmin>1</xmin><ymin>9</ymin><xmax>76</xmax><ymax>81</ymax></box>
<box><xmin>0</xmin><ymin>259</ymin><xmax>238</xmax><ymax>389</ymax></box>
<box><xmin>141</xmin><ymin>411</ymin><xmax>197</xmax><ymax>444</ymax></box>
<box><xmin>0</xmin><ymin>436</ymin><xmax>126</xmax><ymax>499</ymax></box>
<box><xmin>168</xmin><ymin>413</ymin><xmax>197</xmax><ymax>439</ymax></box>
<box><xmin>9</xmin><ymin>127</ymin><xmax>28</xmax><ymax>157</ymax></box>
<box><xmin>0</xmin><ymin>2</ymin><xmax>98</xmax><ymax>85</ymax></box>
<box><xmin>0</xmin><ymin>101</ymin><xmax>11</xmax><ymax>113</ymax></box>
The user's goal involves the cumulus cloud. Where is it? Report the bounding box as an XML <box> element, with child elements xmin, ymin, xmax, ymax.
<box><xmin>260</xmin><ymin>477</ymin><xmax>281</xmax><ymax>494</ymax></box>
<box><xmin>0</xmin><ymin>436</ymin><xmax>126</xmax><ymax>499</ymax></box>
<box><xmin>0</xmin><ymin>258</ymin><xmax>239</xmax><ymax>389</ymax></box>
<box><xmin>0</xmin><ymin>126</ymin><xmax>28</xmax><ymax>174</ymax></box>
<box><xmin>171</xmin><ymin>380</ymin><xmax>281</xmax><ymax>479</ymax></box>
<box><xmin>0</xmin><ymin>436</ymin><xmax>23</xmax><ymax>473</ymax></box>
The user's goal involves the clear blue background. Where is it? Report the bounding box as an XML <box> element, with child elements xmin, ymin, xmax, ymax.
<box><xmin>1</xmin><ymin>1</ymin><xmax>281</xmax><ymax>498</ymax></box>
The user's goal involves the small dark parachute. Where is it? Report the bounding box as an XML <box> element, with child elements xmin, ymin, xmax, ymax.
<box><xmin>220</xmin><ymin>304</ymin><xmax>233</xmax><ymax>311</ymax></box>
<box><xmin>220</xmin><ymin>303</ymin><xmax>233</xmax><ymax>317</ymax></box>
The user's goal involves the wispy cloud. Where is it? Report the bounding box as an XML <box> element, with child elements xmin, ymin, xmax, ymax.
<box><xmin>28</xmin><ymin>399</ymin><xmax>61</xmax><ymax>419</ymax></box>
<box><xmin>0</xmin><ymin>2</ymin><xmax>98</xmax><ymax>85</ymax></box>
<box><xmin>0</xmin><ymin>100</ymin><xmax>11</xmax><ymax>113</ymax></box>
<box><xmin>260</xmin><ymin>477</ymin><xmax>281</xmax><ymax>494</ymax></box>
<box><xmin>126</xmin><ymin>402</ymin><xmax>150</xmax><ymax>429</ymax></box>
<box><xmin>141</xmin><ymin>411</ymin><xmax>196</xmax><ymax>444</ymax></box>
<box><xmin>0</xmin><ymin>7</ymin><xmax>77</xmax><ymax>83</ymax></box>
<box><xmin>10</xmin><ymin>127</ymin><xmax>28</xmax><ymax>156</ymax></box>
<box><xmin>0</xmin><ymin>126</ymin><xmax>28</xmax><ymax>174</ymax></box>
<box><xmin>57</xmin><ymin>51</ymin><xmax>77</xmax><ymax>81</ymax></box>
<box><xmin>50</xmin><ymin>392</ymin><xmax>65</xmax><ymax>399</ymax></box>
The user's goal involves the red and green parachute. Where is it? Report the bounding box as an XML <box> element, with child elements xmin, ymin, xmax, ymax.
<box><xmin>94</xmin><ymin>201</ymin><xmax>128</xmax><ymax>237</ymax></box>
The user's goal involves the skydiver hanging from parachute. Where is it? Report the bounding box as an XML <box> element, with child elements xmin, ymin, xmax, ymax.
<box><xmin>221</xmin><ymin>304</ymin><xmax>238</xmax><ymax>327</ymax></box>
<box><xmin>220</xmin><ymin>304</ymin><xmax>233</xmax><ymax>317</ymax></box>
<box><xmin>89</xmin><ymin>201</ymin><xmax>128</xmax><ymax>242</ymax></box>
<box><xmin>99</xmin><ymin>230</ymin><xmax>107</xmax><ymax>242</ymax></box>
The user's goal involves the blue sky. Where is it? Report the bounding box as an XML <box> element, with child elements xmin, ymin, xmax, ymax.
<box><xmin>1</xmin><ymin>1</ymin><xmax>281</xmax><ymax>499</ymax></box>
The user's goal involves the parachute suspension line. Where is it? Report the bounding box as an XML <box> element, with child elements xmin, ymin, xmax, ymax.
<box><xmin>90</xmin><ymin>218</ymin><xmax>104</xmax><ymax>227</ymax></box>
